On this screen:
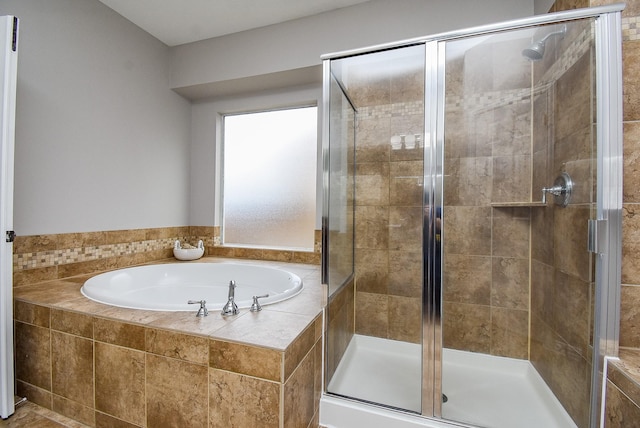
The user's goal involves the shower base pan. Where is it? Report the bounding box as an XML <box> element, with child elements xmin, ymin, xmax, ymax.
<box><xmin>322</xmin><ymin>334</ymin><xmax>577</xmax><ymax>428</ymax></box>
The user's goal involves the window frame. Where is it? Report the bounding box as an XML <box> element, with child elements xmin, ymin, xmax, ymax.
<box><xmin>220</xmin><ymin>104</ymin><xmax>318</xmax><ymax>251</ymax></box>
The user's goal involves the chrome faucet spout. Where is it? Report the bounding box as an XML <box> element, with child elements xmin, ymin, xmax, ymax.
<box><xmin>221</xmin><ymin>280</ymin><xmax>239</xmax><ymax>316</ymax></box>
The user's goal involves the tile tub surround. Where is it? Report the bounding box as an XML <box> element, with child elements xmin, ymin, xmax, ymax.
<box><xmin>12</xmin><ymin>227</ymin><xmax>321</xmax><ymax>287</ymax></box>
<box><xmin>605</xmin><ymin>350</ymin><xmax>640</xmax><ymax>426</ymax></box>
<box><xmin>12</xmin><ymin>257</ymin><xmax>324</xmax><ymax>428</ymax></box>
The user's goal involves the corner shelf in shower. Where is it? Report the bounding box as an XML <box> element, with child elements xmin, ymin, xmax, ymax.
<box><xmin>490</xmin><ymin>202</ymin><xmax>547</xmax><ymax>208</ymax></box>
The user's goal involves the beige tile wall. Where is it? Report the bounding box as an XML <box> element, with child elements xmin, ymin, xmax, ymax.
<box><xmin>550</xmin><ymin>0</ymin><xmax>640</xmax><ymax>425</ymax></box>
<box><xmin>13</xmin><ymin>226</ymin><xmax>321</xmax><ymax>287</ymax></box>
<box><xmin>349</xmin><ymin>50</ymin><xmax>425</xmax><ymax>344</ymax></box>
<box><xmin>14</xmin><ymin>299</ymin><xmax>323</xmax><ymax>428</ymax></box>
<box><xmin>525</xmin><ymin>18</ymin><xmax>596</xmax><ymax>427</ymax></box>
<box><xmin>325</xmin><ymin>277</ymin><xmax>354</xmax><ymax>383</ymax></box>
<box><xmin>442</xmin><ymin>36</ymin><xmax>533</xmax><ymax>359</ymax></box>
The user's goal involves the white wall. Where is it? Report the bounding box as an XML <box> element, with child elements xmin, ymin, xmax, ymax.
<box><xmin>171</xmin><ymin>0</ymin><xmax>534</xmax><ymax>93</ymax></box>
<box><xmin>0</xmin><ymin>0</ymin><xmax>538</xmax><ymax>235</ymax></box>
<box><xmin>534</xmin><ymin>0</ymin><xmax>556</xmax><ymax>15</ymax></box>
<box><xmin>189</xmin><ymin>85</ymin><xmax>323</xmax><ymax>227</ymax></box>
<box><xmin>185</xmin><ymin>0</ymin><xmax>535</xmax><ymax>228</ymax></box>
<box><xmin>0</xmin><ymin>0</ymin><xmax>191</xmax><ymax>235</ymax></box>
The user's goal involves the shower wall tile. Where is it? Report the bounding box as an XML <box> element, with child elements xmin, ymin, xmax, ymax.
<box><xmin>491</xmin><ymin>257</ymin><xmax>529</xmax><ymax>311</ymax></box>
<box><xmin>388</xmin><ymin>206</ymin><xmax>423</xmax><ymax>252</ymax></box>
<box><xmin>391</xmin><ymin>69</ymin><xmax>424</xmax><ymax>104</ymax></box>
<box><xmin>531</xmin><ymin>206</ymin><xmax>555</xmax><ymax>266</ymax></box>
<box><xmin>326</xmin><ymin>278</ymin><xmax>354</xmax><ymax>382</ymax></box>
<box><xmin>620</xmin><ymin>284</ymin><xmax>640</xmax><ymax>349</ymax></box>
<box><xmin>491</xmin><ymin>307</ymin><xmax>528</xmax><ymax>359</ymax></box>
<box><xmin>492</xmin><ymin>207</ymin><xmax>530</xmax><ymax>259</ymax></box>
<box><xmin>355</xmin><ymin>162</ymin><xmax>390</xmax><ymax>206</ymax></box>
<box><xmin>355</xmin><ymin>291</ymin><xmax>389</xmax><ymax>339</ymax></box>
<box><xmin>622</xmin><ymin>39</ymin><xmax>640</xmax><ymax>122</ymax></box>
<box><xmin>531</xmin><ymin>260</ymin><xmax>556</xmax><ymax>326</ymax></box>
<box><xmin>492</xmin><ymin>155</ymin><xmax>531</xmax><ymax>202</ymax></box>
<box><xmin>388</xmin><ymin>295</ymin><xmax>422</xmax><ymax>343</ymax></box>
<box><xmin>554</xmin><ymin>270</ymin><xmax>591</xmax><ymax>357</ymax></box>
<box><xmin>456</xmin><ymin>157</ymin><xmax>493</xmax><ymax>206</ymax></box>
<box><xmin>624</xmin><ymin>121</ymin><xmax>640</xmax><ymax>203</ymax></box>
<box><xmin>491</xmin><ymin>103</ymin><xmax>532</xmax><ymax>157</ymax></box>
<box><xmin>351</xmin><ymin>67</ymin><xmax>425</xmax><ymax>343</ymax></box>
<box><xmin>443</xmin><ymin>206</ymin><xmax>492</xmax><ymax>256</ymax></box>
<box><xmin>555</xmin><ymin>54</ymin><xmax>593</xmax><ymax>142</ymax></box>
<box><xmin>553</xmin><ymin>123</ymin><xmax>592</xmax><ymax>170</ymax></box>
<box><xmin>491</xmin><ymin>39</ymin><xmax>533</xmax><ymax>91</ymax></box>
<box><xmin>553</xmin><ymin>205</ymin><xmax>592</xmax><ymax>282</ymax></box>
<box><xmin>552</xmin><ymin>346</ymin><xmax>591</xmax><ymax>428</ymax></box>
<box><xmin>530</xmin><ymin>313</ymin><xmax>557</xmax><ymax>388</ymax></box>
<box><xmin>355</xmin><ymin>206</ymin><xmax>389</xmax><ymax>250</ymax></box>
<box><xmin>622</xmin><ymin>204</ymin><xmax>640</xmax><ymax>284</ymax></box>
<box><xmin>356</xmin><ymin>116</ymin><xmax>391</xmax><ymax>163</ymax></box>
<box><xmin>388</xmin><ymin>250</ymin><xmax>422</xmax><ymax>298</ymax></box>
<box><xmin>389</xmin><ymin>160</ymin><xmax>423</xmax><ymax>206</ymax></box>
<box><xmin>348</xmin><ymin>77</ymin><xmax>391</xmax><ymax>108</ymax></box>
<box><xmin>442</xmin><ymin>302</ymin><xmax>491</xmax><ymax>353</ymax></box>
<box><xmin>354</xmin><ymin>248</ymin><xmax>388</xmax><ymax>294</ymax></box>
<box><xmin>443</xmin><ymin>254</ymin><xmax>491</xmax><ymax>305</ymax></box>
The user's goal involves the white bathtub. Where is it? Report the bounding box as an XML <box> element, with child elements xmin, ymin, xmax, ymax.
<box><xmin>81</xmin><ymin>262</ymin><xmax>303</xmax><ymax>311</ymax></box>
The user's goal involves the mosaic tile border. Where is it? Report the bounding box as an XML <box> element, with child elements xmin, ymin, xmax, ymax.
<box><xmin>623</xmin><ymin>16</ymin><xmax>640</xmax><ymax>41</ymax></box>
<box><xmin>13</xmin><ymin>236</ymin><xmax>194</xmax><ymax>271</ymax></box>
<box><xmin>13</xmin><ymin>227</ymin><xmax>321</xmax><ymax>274</ymax></box>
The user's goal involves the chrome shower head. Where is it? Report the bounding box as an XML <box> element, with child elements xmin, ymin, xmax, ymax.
<box><xmin>522</xmin><ymin>41</ymin><xmax>545</xmax><ymax>61</ymax></box>
<box><xmin>522</xmin><ymin>24</ymin><xmax>567</xmax><ymax>61</ymax></box>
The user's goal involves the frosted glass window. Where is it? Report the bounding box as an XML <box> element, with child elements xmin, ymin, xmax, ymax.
<box><xmin>222</xmin><ymin>106</ymin><xmax>317</xmax><ymax>250</ymax></box>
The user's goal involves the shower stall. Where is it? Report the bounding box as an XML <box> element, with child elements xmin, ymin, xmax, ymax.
<box><xmin>321</xmin><ymin>4</ymin><xmax>623</xmax><ymax>428</ymax></box>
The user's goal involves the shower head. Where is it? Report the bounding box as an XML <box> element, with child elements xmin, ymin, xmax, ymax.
<box><xmin>522</xmin><ymin>24</ymin><xmax>567</xmax><ymax>61</ymax></box>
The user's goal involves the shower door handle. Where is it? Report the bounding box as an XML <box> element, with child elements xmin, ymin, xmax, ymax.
<box><xmin>588</xmin><ymin>219</ymin><xmax>607</xmax><ymax>254</ymax></box>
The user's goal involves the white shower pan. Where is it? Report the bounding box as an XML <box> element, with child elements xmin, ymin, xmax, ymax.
<box><xmin>322</xmin><ymin>335</ymin><xmax>577</xmax><ymax>428</ymax></box>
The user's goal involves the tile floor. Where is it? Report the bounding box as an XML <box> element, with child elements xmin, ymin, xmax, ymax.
<box><xmin>0</xmin><ymin>401</ymin><xmax>89</xmax><ymax>428</ymax></box>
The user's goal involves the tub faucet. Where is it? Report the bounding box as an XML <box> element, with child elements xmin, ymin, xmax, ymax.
<box><xmin>221</xmin><ymin>280</ymin><xmax>239</xmax><ymax>316</ymax></box>
<box><xmin>187</xmin><ymin>300</ymin><xmax>208</xmax><ymax>317</ymax></box>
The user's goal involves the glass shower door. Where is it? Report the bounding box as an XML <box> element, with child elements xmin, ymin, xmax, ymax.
<box><xmin>324</xmin><ymin>45</ymin><xmax>426</xmax><ymax>413</ymax></box>
<box><xmin>436</xmin><ymin>15</ymin><xmax>618</xmax><ymax>428</ymax></box>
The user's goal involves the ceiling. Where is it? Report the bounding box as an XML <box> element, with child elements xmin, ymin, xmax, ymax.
<box><xmin>98</xmin><ymin>0</ymin><xmax>372</xmax><ymax>46</ymax></box>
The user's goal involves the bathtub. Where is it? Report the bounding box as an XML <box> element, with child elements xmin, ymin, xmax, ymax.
<box><xmin>81</xmin><ymin>262</ymin><xmax>303</xmax><ymax>311</ymax></box>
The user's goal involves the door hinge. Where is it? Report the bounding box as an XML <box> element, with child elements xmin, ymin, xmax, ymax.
<box><xmin>6</xmin><ymin>230</ymin><xmax>15</xmax><ymax>243</ymax></box>
<box><xmin>12</xmin><ymin>17</ymin><xmax>18</xmax><ymax>52</ymax></box>
<box><xmin>588</xmin><ymin>219</ymin><xmax>606</xmax><ymax>254</ymax></box>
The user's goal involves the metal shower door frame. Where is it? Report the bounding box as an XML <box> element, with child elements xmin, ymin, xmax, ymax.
<box><xmin>421</xmin><ymin>4</ymin><xmax>624</xmax><ymax>426</ymax></box>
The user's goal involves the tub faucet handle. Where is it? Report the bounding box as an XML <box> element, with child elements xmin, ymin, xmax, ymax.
<box><xmin>221</xmin><ymin>280</ymin><xmax>239</xmax><ymax>316</ymax></box>
<box><xmin>187</xmin><ymin>300</ymin><xmax>208</xmax><ymax>317</ymax></box>
<box><xmin>250</xmin><ymin>294</ymin><xmax>269</xmax><ymax>312</ymax></box>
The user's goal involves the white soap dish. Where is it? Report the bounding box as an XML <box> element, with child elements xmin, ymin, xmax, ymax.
<box><xmin>173</xmin><ymin>240</ymin><xmax>204</xmax><ymax>261</ymax></box>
